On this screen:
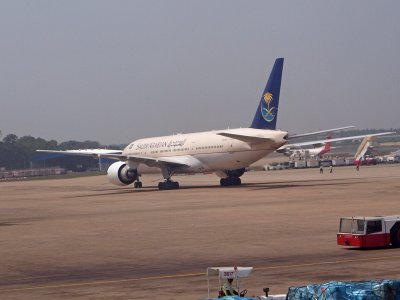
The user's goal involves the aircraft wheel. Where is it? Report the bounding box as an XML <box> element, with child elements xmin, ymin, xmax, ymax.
<box><xmin>220</xmin><ymin>177</ymin><xmax>241</xmax><ymax>187</ymax></box>
<box><xmin>220</xmin><ymin>178</ymin><xmax>229</xmax><ymax>187</ymax></box>
<box><xmin>234</xmin><ymin>177</ymin><xmax>241</xmax><ymax>186</ymax></box>
<box><xmin>134</xmin><ymin>181</ymin><xmax>143</xmax><ymax>188</ymax></box>
<box><xmin>158</xmin><ymin>181</ymin><xmax>179</xmax><ymax>190</ymax></box>
<box><xmin>390</xmin><ymin>223</ymin><xmax>400</xmax><ymax>247</ymax></box>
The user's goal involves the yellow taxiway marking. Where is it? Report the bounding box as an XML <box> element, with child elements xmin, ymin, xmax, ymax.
<box><xmin>1</xmin><ymin>255</ymin><xmax>400</xmax><ymax>292</ymax></box>
<box><xmin>0</xmin><ymin>273</ymin><xmax>204</xmax><ymax>292</ymax></box>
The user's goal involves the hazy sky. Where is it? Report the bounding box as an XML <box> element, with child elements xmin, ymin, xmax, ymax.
<box><xmin>1</xmin><ymin>1</ymin><xmax>399</xmax><ymax>144</ymax></box>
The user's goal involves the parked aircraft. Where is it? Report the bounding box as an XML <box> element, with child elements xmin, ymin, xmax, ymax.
<box><xmin>38</xmin><ymin>58</ymin><xmax>394</xmax><ymax>190</ymax></box>
<box><xmin>278</xmin><ymin>137</ymin><xmax>333</xmax><ymax>159</ymax></box>
<box><xmin>280</xmin><ymin>132</ymin><xmax>394</xmax><ymax>156</ymax></box>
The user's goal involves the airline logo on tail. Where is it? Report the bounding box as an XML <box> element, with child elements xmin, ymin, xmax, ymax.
<box><xmin>250</xmin><ymin>57</ymin><xmax>283</xmax><ymax>130</ymax></box>
<box><xmin>261</xmin><ymin>92</ymin><xmax>277</xmax><ymax>122</ymax></box>
<box><xmin>320</xmin><ymin>140</ymin><xmax>331</xmax><ymax>155</ymax></box>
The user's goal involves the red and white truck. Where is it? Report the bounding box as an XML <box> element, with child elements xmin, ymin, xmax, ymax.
<box><xmin>337</xmin><ymin>216</ymin><xmax>400</xmax><ymax>248</ymax></box>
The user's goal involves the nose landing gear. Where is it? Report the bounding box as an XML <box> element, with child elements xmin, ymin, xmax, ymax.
<box><xmin>133</xmin><ymin>181</ymin><xmax>143</xmax><ymax>188</ymax></box>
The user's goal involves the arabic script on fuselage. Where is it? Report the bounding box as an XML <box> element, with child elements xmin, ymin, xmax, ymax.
<box><xmin>135</xmin><ymin>138</ymin><xmax>187</xmax><ymax>150</ymax></box>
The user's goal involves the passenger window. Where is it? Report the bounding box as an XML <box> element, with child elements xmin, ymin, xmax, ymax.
<box><xmin>350</xmin><ymin>219</ymin><xmax>365</xmax><ymax>234</ymax></box>
<box><xmin>366</xmin><ymin>220</ymin><xmax>382</xmax><ymax>234</ymax></box>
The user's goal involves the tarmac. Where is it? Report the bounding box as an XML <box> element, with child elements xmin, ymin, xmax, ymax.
<box><xmin>0</xmin><ymin>164</ymin><xmax>400</xmax><ymax>299</ymax></box>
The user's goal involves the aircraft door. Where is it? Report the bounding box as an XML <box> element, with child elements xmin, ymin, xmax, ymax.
<box><xmin>365</xmin><ymin>220</ymin><xmax>386</xmax><ymax>247</ymax></box>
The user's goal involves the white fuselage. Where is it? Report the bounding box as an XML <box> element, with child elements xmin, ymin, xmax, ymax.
<box><xmin>290</xmin><ymin>145</ymin><xmax>326</xmax><ymax>158</ymax></box>
<box><xmin>122</xmin><ymin>128</ymin><xmax>288</xmax><ymax>175</ymax></box>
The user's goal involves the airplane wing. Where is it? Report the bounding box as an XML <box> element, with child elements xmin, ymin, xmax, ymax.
<box><xmin>217</xmin><ymin>132</ymin><xmax>274</xmax><ymax>145</ymax></box>
<box><xmin>127</xmin><ymin>155</ymin><xmax>189</xmax><ymax>168</ymax></box>
<box><xmin>283</xmin><ymin>132</ymin><xmax>395</xmax><ymax>148</ymax></box>
<box><xmin>36</xmin><ymin>149</ymin><xmax>189</xmax><ymax>168</ymax></box>
<box><xmin>288</xmin><ymin>126</ymin><xmax>355</xmax><ymax>139</ymax></box>
<box><xmin>36</xmin><ymin>149</ymin><xmax>123</xmax><ymax>158</ymax></box>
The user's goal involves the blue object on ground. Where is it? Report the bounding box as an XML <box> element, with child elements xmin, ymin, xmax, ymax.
<box><xmin>287</xmin><ymin>280</ymin><xmax>400</xmax><ymax>300</ymax></box>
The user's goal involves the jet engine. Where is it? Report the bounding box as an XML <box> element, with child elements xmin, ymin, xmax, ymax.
<box><xmin>107</xmin><ymin>161</ymin><xmax>138</xmax><ymax>186</ymax></box>
<box><xmin>224</xmin><ymin>168</ymin><xmax>246</xmax><ymax>178</ymax></box>
<box><xmin>276</xmin><ymin>147</ymin><xmax>291</xmax><ymax>156</ymax></box>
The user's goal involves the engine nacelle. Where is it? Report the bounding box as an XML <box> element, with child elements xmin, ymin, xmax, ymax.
<box><xmin>224</xmin><ymin>168</ymin><xmax>246</xmax><ymax>178</ymax></box>
<box><xmin>107</xmin><ymin>161</ymin><xmax>138</xmax><ymax>186</ymax></box>
<box><xmin>276</xmin><ymin>147</ymin><xmax>291</xmax><ymax>156</ymax></box>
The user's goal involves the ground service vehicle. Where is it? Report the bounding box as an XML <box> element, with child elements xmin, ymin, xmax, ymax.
<box><xmin>201</xmin><ymin>266</ymin><xmax>286</xmax><ymax>300</ymax></box>
<box><xmin>337</xmin><ymin>216</ymin><xmax>400</xmax><ymax>248</ymax></box>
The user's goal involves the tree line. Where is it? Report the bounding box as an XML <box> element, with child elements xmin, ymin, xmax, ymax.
<box><xmin>0</xmin><ymin>133</ymin><xmax>123</xmax><ymax>171</ymax></box>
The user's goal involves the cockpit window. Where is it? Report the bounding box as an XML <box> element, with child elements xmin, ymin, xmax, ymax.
<box><xmin>339</xmin><ymin>219</ymin><xmax>352</xmax><ymax>233</ymax></box>
<box><xmin>339</xmin><ymin>218</ymin><xmax>365</xmax><ymax>234</ymax></box>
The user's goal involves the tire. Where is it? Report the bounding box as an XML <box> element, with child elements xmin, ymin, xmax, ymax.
<box><xmin>220</xmin><ymin>177</ymin><xmax>241</xmax><ymax>186</ymax></box>
<box><xmin>233</xmin><ymin>177</ymin><xmax>241</xmax><ymax>185</ymax></box>
<box><xmin>158</xmin><ymin>181</ymin><xmax>179</xmax><ymax>190</ymax></box>
<box><xmin>390</xmin><ymin>222</ymin><xmax>400</xmax><ymax>247</ymax></box>
<box><xmin>134</xmin><ymin>181</ymin><xmax>142</xmax><ymax>188</ymax></box>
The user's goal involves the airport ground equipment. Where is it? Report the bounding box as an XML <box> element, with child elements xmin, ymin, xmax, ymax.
<box><xmin>287</xmin><ymin>280</ymin><xmax>400</xmax><ymax>300</ymax></box>
<box><xmin>337</xmin><ymin>216</ymin><xmax>400</xmax><ymax>248</ymax></box>
<box><xmin>200</xmin><ymin>266</ymin><xmax>286</xmax><ymax>300</ymax></box>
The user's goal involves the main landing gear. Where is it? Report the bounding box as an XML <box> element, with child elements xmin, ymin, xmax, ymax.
<box><xmin>158</xmin><ymin>167</ymin><xmax>180</xmax><ymax>190</ymax></box>
<box><xmin>158</xmin><ymin>180</ymin><xmax>179</xmax><ymax>190</ymax></box>
<box><xmin>220</xmin><ymin>177</ymin><xmax>241</xmax><ymax>187</ymax></box>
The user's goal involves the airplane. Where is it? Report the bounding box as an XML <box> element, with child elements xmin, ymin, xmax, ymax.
<box><xmin>279</xmin><ymin>131</ymin><xmax>394</xmax><ymax>156</ymax></box>
<box><xmin>37</xmin><ymin>58</ymin><xmax>395</xmax><ymax>190</ymax></box>
<box><xmin>39</xmin><ymin>58</ymin><xmax>289</xmax><ymax>190</ymax></box>
<box><xmin>275</xmin><ymin>129</ymin><xmax>395</xmax><ymax>163</ymax></box>
<box><xmin>278</xmin><ymin>137</ymin><xmax>333</xmax><ymax>159</ymax></box>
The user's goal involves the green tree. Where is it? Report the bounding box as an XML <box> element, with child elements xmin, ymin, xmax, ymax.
<box><xmin>3</xmin><ymin>134</ymin><xmax>18</xmax><ymax>145</ymax></box>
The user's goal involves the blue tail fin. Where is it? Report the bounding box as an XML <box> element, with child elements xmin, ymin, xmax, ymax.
<box><xmin>250</xmin><ymin>58</ymin><xmax>284</xmax><ymax>130</ymax></box>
